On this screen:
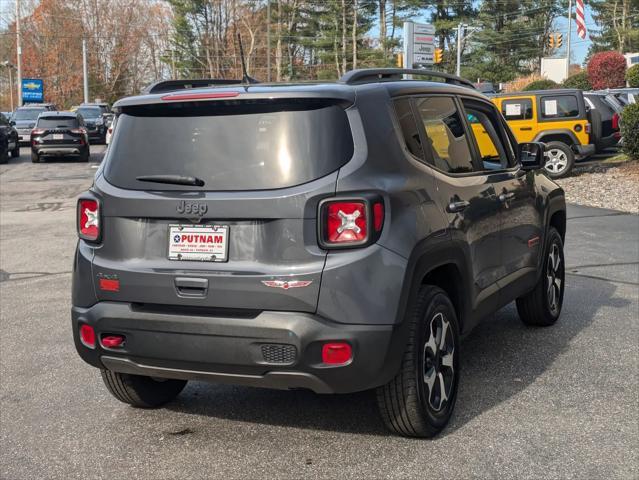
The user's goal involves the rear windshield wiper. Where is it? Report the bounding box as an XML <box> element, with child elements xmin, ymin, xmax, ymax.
<box><xmin>135</xmin><ymin>175</ymin><xmax>205</xmax><ymax>187</ymax></box>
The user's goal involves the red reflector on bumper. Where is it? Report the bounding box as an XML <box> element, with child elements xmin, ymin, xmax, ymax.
<box><xmin>322</xmin><ymin>342</ymin><xmax>352</xmax><ymax>365</ymax></box>
<box><xmin>79</xmin><ymin>324</ymin><xmax>96</xmax><ymax>348</ymax></box>
<box><xmin>99</xmin><ymin>278</ymin><xmax>120</xmax><ymax>292</ymax></box>
<box><xmin>101</xmin><ymin>335</ymin><xmax>125</xmax><ymax>348</ymax></box>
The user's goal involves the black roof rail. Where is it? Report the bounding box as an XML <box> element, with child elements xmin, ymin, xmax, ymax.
<box><xmin>143</xmin><ymin>78</ymin><xmax>254</xmax><ymax>95</ymax></box>
<box><xmin>339</xmin><ymin>68</ymin><xmax>476</xmax><ymax>90</ymax></box>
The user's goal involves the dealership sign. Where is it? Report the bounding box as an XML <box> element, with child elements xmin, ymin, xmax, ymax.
<box><xmin>21</xmin><ymin>78</ymin><xmax>44</xmax><ymax>103</ymax></box>
<box><xmin>403</xmin><ymin>22</ymin><xmax>436</xmax><ymax>68</ymax></box>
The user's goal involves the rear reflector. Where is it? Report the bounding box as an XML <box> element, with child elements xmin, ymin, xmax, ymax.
<box><xmin>101</xmin><ymin>335</ymin><xmax>125</xmax><ymax>348</ymax></box>
<box><xmin>161</xmin><ymin>91</ymin><xmax>240</xmax><ymax>101</ymax></box>
<box><xmin>99</xmin><ymin>278</ymin><xmax>120</xmax><ymax>292</ymax></box>
<box><xmin>79</xmin><ymin>324</ymin><xmax>96</xmax><ymax>348</ymax></box>
<box><xmin>322</xmin><ymin>342</ymin><xmax>352</xmax><ymax>365</ymax></box>
<box><xmin>77</xmin><ymin>198</ymin><xmax>100</xmax><ymax>242</ymax></box>
<box><xmin>373</xmin><ymin>202</ymin><xmax>384</xmax><ymax>232</ymax></box>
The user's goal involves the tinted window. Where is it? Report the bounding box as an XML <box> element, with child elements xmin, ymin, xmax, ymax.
<box><xmin>105</xmin><ymin>99</ymin><xmax>354</xmax><ymax>191</ymax></box>
<box><xmin>414</xmin><ymin>96</ymin><xmax>474</xmax><ymax>174</ymax></box>
<box><xmin>13</xmin><ymin>108</ymin><xmax>45</xmax><ymax>121</ymax></box>
<box><xmin>465</xmin><ymin>103</ymin><xmax>512</xmax><ymax>170</ymax></box>
<box><xmin>77</xmin><ymin>107</ymin><xmax>102</xmax><ymax>119</ymax></box>
<box><xmin>394</xmin><ymin>98</ymin><xmax>424</xmax><ymax>160</ymax></box>
<box><xmin>502</xmin><ymin>98</ymin><xmax>533</xmax><ymax>120</ymax></box>
<box><xmin>540</xmin><ymin>95</ymin><xmax>579</xmax><ymax>118</ymax></box>
<box><xmin>37</xmin><ymin>117</ymin><xmax>79</xmax><ymax>128</ymax></box>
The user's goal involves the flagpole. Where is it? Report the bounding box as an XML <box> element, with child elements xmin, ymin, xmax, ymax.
<box><xmin>566</xmin><ymin>0</ymin><xmax>572</xmax><ymax>80</ymax></box>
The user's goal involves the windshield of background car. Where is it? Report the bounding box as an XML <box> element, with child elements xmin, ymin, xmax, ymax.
<box><xmin>104</xmin><ymin>98</ymin><xmax>354</xmax><ymax>191</ymax></box>
<box><xmin>77</xmin><ymin>107</ymin><xmax>102</xmax><ymax>119</ymax></box>
<box><xmin>13</xmin><ymin>108</ymin><xmax>45</xmax><ymax>121</ymax></box>
<box><xmin>37</xmin><ymin>117</ymin><xmax>79</xmax><ymax>129</ymax></box>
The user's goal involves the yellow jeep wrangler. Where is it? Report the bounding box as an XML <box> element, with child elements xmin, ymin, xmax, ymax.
<box><xmin>488</xmin><ymin>89</ymin><xmax>595</xmax><ymax>178</ymax></box>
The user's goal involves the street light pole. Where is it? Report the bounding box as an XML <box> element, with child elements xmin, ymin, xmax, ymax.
<box><xmin>15</xmin><ymin>0</ymin><xmax>22</xmax><ymax>107</ymax></box>
<box><xmin>456</xmin><ymin>23</ymin><xmax>463</xmax><ymax>77</ymax></box>
<box><xmin>82</xmin><ymin>38</ymin><xmax>89</xmax><ymax>103</ymax></box>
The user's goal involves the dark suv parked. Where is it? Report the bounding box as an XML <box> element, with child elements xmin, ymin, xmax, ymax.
<box><xmin>12</xmin><ymin>103</ymin><xmax>57</xmax><ymax>144</ymax></box>
<box><xmin>0</xmin><ymin>112</ymin><xmax>19</xmax><ymax>161</ymax></box>
<box><xmin>75</xmin><ymin>104</ymin><xmax>108</xmax><ymax>143</ymax></box>
<box><xmin>72</xmin><ymin>69</ymin><xmax>566</xmax><ymax>438</ymax></box>
<box><xmin>31</xmin><ymin>111</ymin><xmax>89</xmax><ymax>163</ymax></box>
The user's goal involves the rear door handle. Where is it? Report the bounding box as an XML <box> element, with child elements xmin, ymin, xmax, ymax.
<box><xmin>447</xmin><ymin>200</ymin><xmax>470</xmax><ymax>213</ymax></box>
<box><xmin>519</xmin><ymin>127</ymin><xmax>533</xmax><ymax>131</ymax></box>
<box><xmin>175</xmin><ymin>277</ymin><xmax>208</xmax><ymax>297</ymax></box>
<box><xmin>498</xmin><ymin>192</ymin><xmax>516</xmax><ymax>203</ymax></box>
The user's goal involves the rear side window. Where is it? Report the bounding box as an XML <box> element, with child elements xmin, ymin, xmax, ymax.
<box><xmin>394</xmin><ymin>98</ymin><xmax>424</xmax><ymax>160</ymax></box>
<box><xmin>501</xmin><ymin>98</ymin><xmax>533</xmax><ymax>120</ymax></box>
<box><xmin>540</xmin><ymin>95</ymin><xmax>579</xmax><ymax>119</ymax></box>
<box><xmin>37</xmin><ymin>117</ymin><xmax>79</xmax><ymax>128</ymax></box>
<box><xmin>105</xmin><ymin>99</ymin><xmax>354</xmax><ymax>191</ymax></box>
<box><xmin>414</xmin><ymin>96</ymin><xmax>474</xmax><ymax>174</ymax></box>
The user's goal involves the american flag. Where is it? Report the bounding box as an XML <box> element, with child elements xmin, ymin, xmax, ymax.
<box><xmin>576</xmin><ymin>0</ymin><xmax>587</xmax><ymax>39</ymax></box>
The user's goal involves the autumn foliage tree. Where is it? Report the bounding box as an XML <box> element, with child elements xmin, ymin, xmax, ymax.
<box><xmin>587</xmin><ymin>51</ymin><xmax>627</xmax><ymax>89</ymax></box>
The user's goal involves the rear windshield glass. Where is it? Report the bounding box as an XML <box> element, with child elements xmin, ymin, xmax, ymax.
<box><xmin>37</xmin><ymin>117</ymin><xmax>79</xmax><ymax>128</ymax></box>
<box><xmin>13</xmin><ymin>108</ymin><xmax>45</xmax><ymax>121</ymax></box>
<box><xmin>104</xmin><ymin>99</ymin><xmax>354</xmax><ymax>191</ymax></box>
<box><xmin>77</xmin><ymin>107</ymin><xmax>102</xmax><ymax>119</ymax></box>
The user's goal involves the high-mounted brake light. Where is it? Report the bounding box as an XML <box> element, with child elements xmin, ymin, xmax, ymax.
<box><xmin>319</xmin><ymin>196</ymin><xmax>385</xmax><ymax>248</ymax></box>
<box><xmin>77</xmin><ymin>198</ymin><xmax>100</xmax><ymax>242</ymax></box>
<box><xmin>161</xmin><ymin>91</ymin><xmax>240</xmax><ymax>101</ymax></box>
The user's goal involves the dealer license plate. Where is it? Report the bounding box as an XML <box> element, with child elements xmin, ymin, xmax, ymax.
<box><xmin>168</xmin><ymin>225</ymin><xmax>229</xmax><ymax>262</ymax></box>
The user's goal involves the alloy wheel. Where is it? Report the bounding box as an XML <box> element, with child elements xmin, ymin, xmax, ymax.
<box><xmin>546</xmin><ymin>242</ymin><xmax>564</xmax><ymax>315</ymax></box>
<box><xmin>423</xmin><ymin>312</ymin><xmax>455</xmax><ymax>412</ymax></box>
<box><xmin>545</xmin><ymin>149</ymin><xmax>568</xmax><ymax>174</ymax></box>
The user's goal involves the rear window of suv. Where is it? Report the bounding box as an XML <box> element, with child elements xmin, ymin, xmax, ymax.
<box><xmin>37</xmin><ymin>117</ymin><xmax>79</xmax><ymax>128</ymax></box>
<box><xmin>104</xmin><ymin>98</ymin><xmax>354</xmax><ymax>191</ymax></box>
<box><xmin>13</xmin><ymin>108</ymin><xmax>45</xmax><ymax>121</ymax></box>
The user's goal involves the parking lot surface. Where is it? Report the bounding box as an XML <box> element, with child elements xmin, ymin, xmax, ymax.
<box><xmin>1</xmin><ymin>147</ymin><xmax>638</xmax><ymax>479</ymax></box>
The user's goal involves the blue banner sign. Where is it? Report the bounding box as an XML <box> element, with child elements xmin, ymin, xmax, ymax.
<box><xmin>22</xmin><ymin>78</ymin><xmax>44</xmax><ymax>103</ymax></box>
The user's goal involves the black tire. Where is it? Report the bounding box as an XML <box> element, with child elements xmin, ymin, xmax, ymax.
<box><xmin>79</xmin><ymin>150</ymin><xmax>90</xmax><ymax>162</ymax></box>
<box><xmin>376</xmin><ymin>286</ymin><xmax>460</xmax><ymax>438</ymax></box>
<box><xmin>100</xmin><ymin>370</ymin><xmax>187</xmax><ymax>408</ymax></box>
<box><xmin>544</xmin><ymin>142</ymin><xmax>575</xmax><ymax>179</ymax></box>
<box><xmin>10</xmin><ymin>144</ymin><xmax>20</xmax><ymax>158</ymax></box>
<box><xmin>516</xmin><ymin>227</ymin><xmax>565</xmax><ymax>326</ymax></box>
<box><xmin>31</xmin><ymin>151</ymin><xmax>40</xmax><ymax>163</ymax></box>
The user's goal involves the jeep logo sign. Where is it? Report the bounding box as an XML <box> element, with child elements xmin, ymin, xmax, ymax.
<box><xmin>176</xmin><ymin>201</ymin><xmax>208</xmax><ymax>217</ymax></box>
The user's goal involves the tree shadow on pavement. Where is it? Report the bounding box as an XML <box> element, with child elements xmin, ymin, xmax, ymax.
<box><xmin>166</xmin><ymin>276</ymin><xmax>628</xmax><ymax>437</ymax></box>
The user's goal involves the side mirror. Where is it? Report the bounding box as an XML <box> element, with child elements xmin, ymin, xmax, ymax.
<box><xmin>519</xmin><ymin>142</ymin><xmax>546</xmax><ymax>171</ymax></box>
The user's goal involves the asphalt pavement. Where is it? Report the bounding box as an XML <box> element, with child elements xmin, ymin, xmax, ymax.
<box><xmin>1</xmin><ymin>147</ymin><xmax>637</xmax><ymax>479</ymax></box>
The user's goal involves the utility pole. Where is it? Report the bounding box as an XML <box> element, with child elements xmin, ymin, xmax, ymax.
<box><xmin>8</xmin><ymin>66</ymin><xmax>14</xmax><ymax>111</ymax></box>
<box><xmin>566</xmin><ymin>0</ymin><xmax>572</xmax><ymax>80</ymax></box>
<box><xmin>82</xmin><ymin>38</ymin><xmax>89</xmax><ymax>103</ymax></box>
<box><xmin>15</xmin><ymin>0</ymin><xmax>22</xmax><ymax>107</ymax></box>
<box><xmin>456</xmin><ymin>23</ymin><xmax>463</xmax><ymax>77</ymax></box>
<box><xmin>266</xmin><ymin>0</ymin><xmax>271</xmax><ymax>82</ymax></box>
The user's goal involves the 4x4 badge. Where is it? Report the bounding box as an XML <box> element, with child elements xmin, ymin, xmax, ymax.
<box><xmin>176</xmin><ymin>200</ymin><xmax>207</xmax><ymax>217</ymax></box>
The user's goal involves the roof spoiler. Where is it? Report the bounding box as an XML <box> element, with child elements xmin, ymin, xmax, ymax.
<box><xmin>143</xmin><ymin>79</ymin><xmax>257</xmax><ymax>95</ymax></box>
<box><xmin>339</xmin><ymin>68</ymin><xmax>476</xmax><ymax>90</ymax></box>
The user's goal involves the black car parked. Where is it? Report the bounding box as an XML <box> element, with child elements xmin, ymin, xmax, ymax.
<box><xmin>0</xmin><ymin>112</ymin><xmax>19</xmax><ymax>160</ymax></box>
<box><xmin>31</xmin><ymin>111</ymin><xmax>90</xmax><ymax>163</ymax></box>
<box><xmin>584</xmin><ymin>93</ymin><xmax>621</xmax><ymax>153</ymax></box>
<box><xmin>76</xmin><ymin>105</ymin><xmax>108</xmax><ymax>143</ymax></box>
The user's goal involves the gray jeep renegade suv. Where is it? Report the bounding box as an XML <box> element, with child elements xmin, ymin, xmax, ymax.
<box><xmin>72</xmin><ymin>69</ymin><xmax>566</xmax><ymax>438</ymax></box>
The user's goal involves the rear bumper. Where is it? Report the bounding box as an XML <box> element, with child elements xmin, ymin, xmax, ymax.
<box><xmin>34</xmin><ymin>145</ymin><xmax>85</xmax><ymax>156</ymax></box>
<box><xmin>72</xmin><ymin>302</ymin><xmax>402</xmax><ymax>394</ymax></box>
